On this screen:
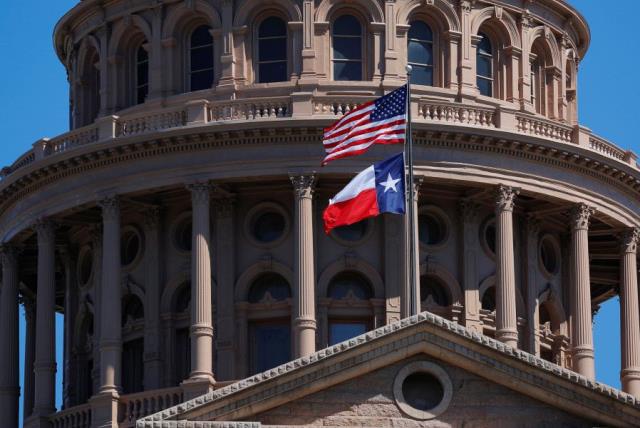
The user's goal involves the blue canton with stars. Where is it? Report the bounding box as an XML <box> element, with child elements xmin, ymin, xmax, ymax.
<box><xmin>374</xmin><ymin>153</ymin><xmax>406</xmax><ymax>215</ymax></box>
<box><xmin>370</xmin><ymin>85</ymin><xmax>407</xmax><ymax>122</ymax></box>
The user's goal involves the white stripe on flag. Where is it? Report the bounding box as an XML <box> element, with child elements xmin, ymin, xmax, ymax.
<box><xmin>329</xmin><ymin>166</ymin><xmax>376</xmax><ymax>204</ymax></box>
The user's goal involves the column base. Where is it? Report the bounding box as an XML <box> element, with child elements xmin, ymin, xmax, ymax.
<box><xmin>572</xmin><ymin>346</ymin><xmax>595</xmax><ymax>379</ymax></box>
<box><xmin>181</xmin><ymin>377</ymin><xmax>215</xmax><ymax>400</ymax></box>
<box><xmin>89</xmin><ymin>391</ymin><xmax>119</xmax><ymax>428</ymax></box>
<box><xmin>496</xmin><ymin>329</ymin><xmax>518</xmax><ymax>348</ymax></box>
<box><xmin>621</xmin><ymin>368</ymin><xmax>640</xmax><ymax>397</ymax></box>
<box><xmin>24</xmin><ymin>414</ymin><xmax>53</xmax><ymax>428</ymax></box>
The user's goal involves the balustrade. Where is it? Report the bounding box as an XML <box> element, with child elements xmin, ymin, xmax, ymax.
<box><xmin>209</xmin><ymin>98</ymin><xmax>291</xmax><ymax>121</ymax></box>
<box><xmin>49</xmin><ymin>404</ymin><xmax>92</xmax><ymax>428</ymax></box>
<box><xmin>118</xmin><ymin>387</ymin><xmax>184</xmax><ymax>427</ymax></box>
<box><xmin>418</xmin><ymin>101</ymin><xmax>496</xmax><ymax>127</ymax></box>
<box><xmin>516</xmin><ymin>113</ymin><xmax>573</xmax><ymax>143</ymax></box>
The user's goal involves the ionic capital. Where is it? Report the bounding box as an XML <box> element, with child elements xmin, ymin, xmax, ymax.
<box><xmin>186</xmin><ymin>182</ymin><xmax>211</xmax><ymax>205</ymax></box>
<box><xmin>569</xmin><ymin>203</ymin><xmax>595</xmax><ymax>231</ymax></box>
<box><xmin>98</xmin><ymin>196</ymin><xmax>120</xmax><ymax>221</ymax></box>
<box><xmin>494</xmin><ymin>185</ymin><xmax>518</xmax><ymax>213</ymax></box>
<box><xmin>290</xmin><ymin>173</ymin><xmax>316</xmax><ymax>199</ymax></box>
<box><xmin>621</xmin><ymin>227</ymin><xmax>640</xmax><ymax>254</ymax></box>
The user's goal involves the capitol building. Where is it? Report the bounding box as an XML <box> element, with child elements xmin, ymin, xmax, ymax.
<box><xmin>2</xmin><ymin>0</ymin><xmax>640</xmax><ymax>426</ymax></box>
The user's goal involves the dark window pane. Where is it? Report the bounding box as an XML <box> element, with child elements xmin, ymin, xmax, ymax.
<box><xmin>137</xmin><ymin>61</ymin><xmax>148</xmax><ymax>84</ymax></box>
<box><xmin>478</xmin><ymin>33</ymin><xmax>492</xmax><ymax>55</ymax></box>
<box><xmin>258</xmin><ymin>38</ymin><xmax>287</xmax><ymax>62</ymax></box>
<box><xmin>328</xmin><ymin>272</ymin><xmax>373</xmax><ymax>299</ymax></box>
<box><xmin>333</xmin><ymin>37</ymin><xmax>361</xmax><ymax>61</ymax></box>
<box><xmin>252</xmin><ymin>323</ymin><xmax>291</xmax><ymax>373</ymax></box>
<box><xmin>410</xmin><ymin>65</ymin><xmax>433</xmax><ymax>86</ymax></box>
<box><xmin>191</xmin><ymin>70</ymin><xmax>214</xmax><ymax>91</ymax></box>
<box><xmin>402</xmin><ymin>373</ymin><xmax>444</xmax><ymax>411</ymax></box>
<box><xmin>408</xmin><ymin>21</ymin><xmax>433</xmax><ymax>41</ymax></box>
<box><xmin>259</xmin><ymin>16</ymin><xmax>287</xmax><ymax>38</ymax></box>
<box><xmin>408</xmin><ymin>40</ymin><xmax>433</xmax><ymax>66</ymax></box>
<box><xmin>122</xmin><ymin>338</ymin><xmax>144</xmax><ymax>394</ymax></box>
<box><xmin>329</xmin><ymin>322</ymin><xmax>367</xmax><ymax>345</ymax></box>
<box><xmin>334</xmin><ymin>61</ymin><xmax>362</xmax><ymax>81</ymax></box>
<box><xmin>477</xmin><ymin>78</ymin><xmax>492</xmax><ymax>97</ymax></box>
<box><xmin>485</xmin><ymin>222</ymin><xmax>496</xmax><ymax>252</ymax></box>
<box><xmin>259</xmin><ymin>62</ymin><xmax>287</xmax><ymax>83</ymax></box>
<box><xmin>333</xmin><ymin>15</ymin><xmax>361</xmax><ymax>36</ymax></box>
<box><xmin>175</xmin><ymin>327</ymin><xmax>191</xmax><ymax>382</ymax></box>
<box><xmin>174</xmin><ymin>283</ymin><xmax>191</xmax><ymax>313</ymax></box>
<box><xmin>191</xmin><ymin>46</ymin><xmax>214</xmax><ymax>71</ymax></box>
<box><xmin>477</xmin><ymin>56</ymin><xmax>492</xmax><ymax>78</ymax></box>
<box><xmin>191</xmin><ymin>25</ymin><xmax>213</xmax><ymax>47</ymax></box>
<box><xmin>418</xmin><ymin>213</ymin><xmax>444</xmax><ymax>245</ymax></box>
<box><xmin>420</xmin><ymin>276</ymin><xmax>449</xmax><ymax>306</ymax></box>
<box><xmin>137</xmin><ymin>85</ymin><xmax>148</xmax><ymax>105</ymax></box>
<box><xmin>137</xmin><ymin>47</ymin><xmax>148</xmax><ymax>63</ymax></box>
<box><xmin>332</xmin><ymin>221</ymin><xmax>367</xmax><ymax>242</ymax></box>
<box><xmin>252</xmin><ymin>211</ymin><xmax>286</xmax><ymax>242</ymax></box>
<box><xmin>482</xmin><ymin>286</ymin><xmax>496</xmax><ymax>311</ymax></box>
<box><xmin>248</xmin><ymin>273</ymin><xmax>291</xmax><ymax>303</ymax></box>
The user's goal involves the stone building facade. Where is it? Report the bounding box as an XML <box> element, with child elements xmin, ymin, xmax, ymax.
<box><xmin>0</xmin><ymin>0</ymin><xmax>639</xmax><ymax>427</ymax></box>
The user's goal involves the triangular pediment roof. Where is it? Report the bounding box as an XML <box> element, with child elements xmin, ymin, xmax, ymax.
<box><xmin>138</xmin><ymin>312</ymin><xmax>640</xmax><ymax>427</ymax></box>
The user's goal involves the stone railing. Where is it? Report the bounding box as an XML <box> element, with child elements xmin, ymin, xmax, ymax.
<box><xmin>1</xmin><ymin>150</ymin><xmax>35</xmax><ymax>177</ymax></box>
<box><xmin>48</xmin><ymin>125</ymin><xmax>99</xmax><ymax>155</ymax></box>
<box><xmin>118</xmin><ymin>387</ymin><xmax>184</xmax><ymax>427</ymax></box>
<box><xmin>417</xmin><ymin>100</ymin><xmax>496</xmax><ymax>127</ymax></box>
<box><xmin>312</xmin><ymin>97</ymin><xmax>372</xmax><ymax>116</ymax></box>
<box><xmin>49</xmin><ymin>403</ymin><xmax>92</xmax><ymax>428</ymax></box>
<box><xmin>589</xmin><ymin>134</ymin><xmax>627</xmax><ymax>162</ymax></box>
<box><xmin>118</xmin><ymin>107</ymin><xmax>187</xmax><ymax>137</ymax></box>
<box><xmin>209</xmin><ymin>97</ymin><xmax>291</xmax><ymax>121</ymax></box>
<box><xmin>515</xmin><ymin>113</ymin><xmax>574</xmax><ymax>143</ymax></box>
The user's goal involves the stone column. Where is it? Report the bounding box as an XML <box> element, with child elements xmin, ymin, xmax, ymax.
<box><xmin>61</xmin><ymin>247</ymin><xmax>77</xmax><ymax>409</ymax></box>
<box><xmin>143</xmin><ymin>208</ymin><xmax>163</xmax><ymax>389</ymax></box>
<box><xmin>403</xmin><ymin>178</ymin><xmax>422</xmax><ymax>317</ymax></box>
<box><xmin>98</xmin><ymin>197</ymin><xmax>122</xmax><ymax>395</ymax></box>
<box><xmin>569</xmin><ymin>203</ymin><xmax>595</xmax><ymax>379</ymax></box>
<box><xmin>214</xmin><ymin>198</ymin><xmax>236</xmax><ymax>381</ymax></box>
<box><xmin>33</xmin><ymin>220</ymin><xmax>57</xmax><ymax>418</ymax></box>
<box><xmin>524</xmin><ymin>217</ymin><xmax>541</xmax><ymax>355</ymax></box>
<box><xmin>0</xmin><ymin>245</ymin><xmax>19</xmax><ymax>427</ymax></box>
<box><xmin>23</xmin><ymin>299</ymin><xmax>36</xmax><ymax>420</ymax></box>
<box><xmin>383</xmin><ymin>214</ymin><xmax>403</xmax><ymax>324</ymax></box>
<box><xmin>290</xmin><ymin>174</ymin><xmax>317</xmax><ymax>358</ymax></box>
<box><xmin>186</xmin><ymin>183</ymin><xmax>214</xmax><ymax>385</ymax></box>
<box><xmin>494</xmin><ymin>185</ymin><xmax>519</xmax><ymax>348</ymax></box>
<box><xmin>235</xmin><ymin>302</ymin><xmax>249</xmax><ymax>379</ymax></box>
<box><xmin>459</xmin><ymin>200</ymin><xmax>482</xmax><ymax>333</ymax></box>
<box><xmin>620</xmin><ymin>228</ymin><xmax>640</xmax><ymax>396</ymax></box>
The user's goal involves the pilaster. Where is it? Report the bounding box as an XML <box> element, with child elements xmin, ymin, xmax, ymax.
<box><xmin>143</xmin><ymin>207</ymin><xmax>163</xmax><ymax>389</ymax></box>
<box><xmin>458</xmin><ymin>200</ymin><xmax>482</xmax><ymax>333</ymax></box>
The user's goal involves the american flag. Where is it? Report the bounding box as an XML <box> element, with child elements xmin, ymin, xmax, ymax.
<box><xmin>322</xmin><ymin>85</ymin><xmax>407</xmax><ymax>165</ymax></box>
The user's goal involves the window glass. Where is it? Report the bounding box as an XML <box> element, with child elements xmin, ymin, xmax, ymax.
<box><xmin>190</xmin><ymin>26</ymin><xmax>214</xmax><ymax>91</ymax></box>
<box><xmin>482</xmin><ymin>286</ymin><xmax>496</xmax><ymax>311</ymax></box>
<box><xmin>122</xmin><ymin>295</ymin><xmax>144</xmax><ymax>326</ymax></box>
<box><xmin>122</xmin><ymin>338</ymin><xmax>144</xmax><ymax>394</ymax></box>
<box><xmin>248</xmin><ymin>273</ymin><xmax>291</xmax><ymax>303</ymax></box>
<box><xmin>476</xmin><ymin>33</ymin><xmax>493</xmax><ymax>96</ymax></box>
<box><xmin>408</xmin><ymin>21</ymin><xmax>434</xmax><ymax>86</ymax></box>
<box><xmin>418</xmin><ymin>212</ymin><xmax>445</xmax><ymax>246</ymax></box>
<box><xmin>136</xmin><ymin>45</ymin><xmax>149</xmax><ymax>104</ymax></box>
<box><xmin>175</xmin><ymin>327</ymin><xmax>191</xmax><ymax>382</ymax></box>
<box><xmin>329</xmin><ymin>322</ymin><xmax>367</xmax><ymax>345</ymax></box>
<box><xmin>175</xmin><ymin>218</ymin><xmax>192</xmax><ymax>252</ymax></box>
<box><xmin>252</xmin><ymin>211</ymin><xmax>286</xmax><ymax>243</ymax></box>
<box><xmin>174</xmin><ymin>283</ymin><xmax>191</xmax><ymax>313</ymax></box>
<box><xmin>420</xmin><ymin>276</ymin><xmax>449</xmax><ymax>306</ymax></box>
<box><xmin>121</xmin><ymin>230</ymin><xmax>140</xmax><ymax>266</ymax></box>
<box><xmin>251</xmin><ymin>322</ymin><xmax>291</xmax><ymax>373</ymax></box>
<box><xmin>485</xmin><ymin>222</ymin><xmax>496</xmax><ymax>254</ymax></box>
<box><xmin>402</xmin><ymin>372</ymin><xmax>444</xmax><ymax>411</ymax></box>
<box><xmin>328</xmin><ymin>272</ymin><xmax>373</xmax><ymax>300</ymax></box>
<box><xmin>257</xmin><ymin>17</ymin><xmax>287</xmax><ymax>83</ymax></box>
<box><xmin>333</xmin><ymin>15</ymin><xmax>362</xmax><ymax>81</ymax></box>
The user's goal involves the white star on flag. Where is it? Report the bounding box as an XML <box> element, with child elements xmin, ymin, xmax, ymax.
<box><xmin>379</xmin><ymin>173</ymin><xmax>401</xmax><ymax>193</ymax></box>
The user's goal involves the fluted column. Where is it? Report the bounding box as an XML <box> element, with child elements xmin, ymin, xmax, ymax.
<box><xmin>290</xmin><ymin>174</ymin><xmax>317</xmax><ymax>358</ymax></box>
<box><xmin>98</xmin><ymin>197</ymin><xmax>122</xmax><ymax>394</ymax></box>
<box><xmin>143</xmin><ymin>208</ymin><xmax>163</xmax><ymax>389</ymax></box>
<box><xmin>33</xmin><ymin>219</ymin><xmax>57</xmax><ymax>417</ymax></box>
<box><xmin>61</xmin><ymin>247</ymin><xmax>77</xmax><ymax>409</ymax></box>
<box><xmin>403</xmin><ymin>178</ymin><xmax>422</xmax><ymax>317</ymax></box>
<box><xmin>187</xmin><ymin>183</ymin><xmax>214</xmax><ymax>383</ymax></box>
<box><xmin>620</xmin><ymin>228</ymin><xmax>640</xmax><ymax>396</ymax></box>
<box><xmin>495</xmin><ymin>185</ymin><xmax>519</xmax><ymax>348</ymax></box>
<box><xmin>23</xmin><ymin>299</ymin><xmax>36</xmax><ymax>421</ymax></box>
<box><xmin>459</xmin><ymin>200</ymin><xmax>482</xmax><ymax>333</ymax></box>
<box><xmin>0</xmin><ymin>245</ymin><xmax>20</xmax><ymax>427</ymax></box>
<box><xmin>569</xmin><ymin>203</ymin><xmax>595</xmax><ymax>379</ymax></box>
<box><xmin>525</xmin><ymin>217</ymin><xmax>541</xmax><ymax>355</ymax></box>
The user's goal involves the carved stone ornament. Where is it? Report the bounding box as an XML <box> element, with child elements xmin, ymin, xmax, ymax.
<box><xmin>142</xmin><ymin>207</ymin><xmax>161</xmax><ymax>230</ymax></box>
<box><xmin>494</xmin><ymin>185</ymin><xmax>518</xmax><ymax>212</ymax></box>
<box><xmin>569</xmin><ymin>203</ymin><xmax>595</xmax><ymax>231</ymax></box>
<box><xmin>621</xmin><ymin>227</ymin><xmax>640</xmax><ymax>254</ymax></box>
<box><xmin>0</xmin><ymin>244</ymin><xmax>18</xmax><ymax>267</ymax></box>
<box><xmin>525</xmin><ymin>215</ymin><xmax>541</xmax><ymax>239</ymax></box>
<box><xmin>458</xmin><ymin>200</ymin><xmax>479</xmax><ymax>223</ymax></box>
<box><xmin>290</xmin><ymin>174</ymin><xmax>316</xmax><ymax>199</ymax></box>
<box><xmin>33</xmin><ymin>218</ymin><xmax>56</xmax><ymax>244</ymax></box>
<box><xmin>98</xmin><ymin>196</ymin><xmax>120</xmax><ymax>221</ymax></box>
<box><xmin>186</xmin><ymin>182</ymin><xmax>211</xmax><ymax>205</ymax></box>
<box><xmin>213</xmin><ymin>198</ymin><xmax>235</xmax><ymax>219</ymax></box>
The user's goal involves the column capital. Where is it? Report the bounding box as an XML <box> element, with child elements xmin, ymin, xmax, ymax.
<box><xmin>458</xmin><ymin>199</ymin><xmax>480</xmax><ymax>224</ymax></box>
<box><xmin>186</xmin><ymin>182</ymin><xmax>211</xmax><ymax>205</ymax></box>
<box><xmin>0</xmin><ymin>244</ymin><xmax>19</xmax><ymax>267</ymax></box>
<box><xmin>495</xmin><ymin>185</ymin><xmax>519</xmax><ymax>213</ymax></box>
<box><xmin>290</xmin><ymin>173</ymin><xmax>316</xmax><ymax>199</ymax></box>
<box><xmin>621</xmin><ymin>227</ymin><xmax>640</xmax><ymax>254</ymax></box>
<box><xmin>142</xmin><ymin>206</ymin><xmax>162</xmax><ymax>230</ymax></box>
<box><xmin>98</xmin><ymin>196</ymin><xmax>120</xmax><ymax>221</ymax></box>
<box><xmin>33</xmin><ymin>218</ymin><xmax>56</xmax><ymax>245</ymax></box>
<box><xmin>213</xmin><ymin>198</ymin><xmax>235</xmax><ymax>219</ymax></box>
<box><xmin>569</xmin><ymin>203</ymin><xmax>595</xmax><ymax>231</ymax></box>
<box><xmin>525</xmin><ymin>215</ymin><xmax>541</xmax><ymax>239</ymax></box>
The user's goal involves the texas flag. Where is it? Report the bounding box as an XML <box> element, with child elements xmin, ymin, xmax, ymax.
<box><xmin>323</xmin><ymin>153</ymin><xmax>405</xmax><ymax>234</ymax></box>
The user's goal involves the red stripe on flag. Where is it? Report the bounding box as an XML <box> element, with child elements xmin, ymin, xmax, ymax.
<box><xmin>322</xmin><ymin>188</ymin><xmax>379</xmax><ymax>234</ymax></box>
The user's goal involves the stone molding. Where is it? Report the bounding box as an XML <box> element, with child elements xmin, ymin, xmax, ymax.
<box><xmin>495</xmin><ymin>184</ymin><xmax>519</xmax><ymax>213</ymax></box>
<box><xmin>569</xmin><ymin>203</ymin><xmax>595</xmax><ymax>231</ymax></box>
<box><xmin>137</xmin><ymin>312</ymin><xmax>640</xmax><ymax>427</ymax></box>
<box><xmin>289</xmin><ymin>173</ymin><xmax>316</xmax><ymax>199</ymax></box>
<box><xmin>621</xmin><ymin>228</ymin><xmax>640</xmax><ymax>254</ymax></box>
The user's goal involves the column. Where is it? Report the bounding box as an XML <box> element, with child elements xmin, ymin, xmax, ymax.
<box><xmin>290</xmin><ymin>174</ymin><xmax>317</xmax><ymax>358</ymax></box>
<box><xmin>214</xmin><ymin>198</ymin><xmax>236</xmax><ymax>380</ymax></box>
<box><xmin>404</xmin><ymin>178</ymin><xmax>422</xmax><ymax>317</ymax></box>
<box><xmin>23</xmin><ymin>299</ymin><xmax>36</xmax><ymax>421</ymax></box>
<box><xmin>383</xmin><ymin>0</ymin><xmax>400</xmax><ymax>82</ymax></box>
<box><xmin>620</xmin><ymin>228</ymin><xmax>640</xmax><ymax>396</ymax></box>
<box><xmin>187</xmin><ymin>183</ymin><xmax>214</xmax><ymax>383</ymax></box>
<box><xmin>383</xmin><ymin>214</ymin><xmax>402</xmax><ymax>324</ymax></box>
<box><xmin>0</xmin><ymin>245</ymin><xmax>19</xmax><ymax>427</ymax></box>
<box><xmin>459</xmin><ymin>200</ymin><xmax>482</xmax><ymax>333</ymax></box>
<box><xmin>524</xmin><ymin>217</ymin><xmax>541</xmax><ymax>355</ymax></box>
<box><xmin>143</xmin><ymin>208</ymin><xmax>163</xmax><ymax>389</ymax></box>
<box><xmin>61</xmin><ymin>247</ymin><xmax>77</xmax><ymax>409</ymax></box>
<box><xmin>98</xmin><ymin>197</ymin><xmax>122</xmax><ymax>394</ymax></box>
<box><xmin>495</xmin><ymin>185</ymin><xmax>519</xmax><ymax>347</ymax></box>
<box><xmin>33</xmin><ymin>219</ymin><xmax>57</xmax><ymax>417</ymax></box>
<box><xmin>569</xmin><ymin>203</ymin><xmax>595</xmax><ymax>379</ymax></box>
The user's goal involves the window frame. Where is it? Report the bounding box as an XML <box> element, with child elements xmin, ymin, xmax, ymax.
<box><xmin>476</xmin><ymin>32</ymin><xmax>494</xmax><ymax>97</ymax></box>
<box><xmin>135</xmin><ymin>43</ymin><xmax>149</xmax><ymax>105</ymax></box>
<box><xmin>187</xmin><ymin>24</ymin><xmax>215</xmax><ymax>92</ymax></box>
<box><xmin>330</xmin><ymin>12</ymin><xmax>365</xmax><ymax>81</ymax></box>
<box><xmin>255</xmin><ymin>15</ymin><xmax>289</xmax><ymax>83</ymax></box>
<box><xmin>407</xmin><ymin>20</ymin><xmax>435</xmax><ymax>87</ymax></box>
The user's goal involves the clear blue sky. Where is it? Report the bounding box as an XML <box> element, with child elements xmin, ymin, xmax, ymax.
<box><xmin>0</xmin><ymin>1</ymin><xmax>637</xmax><ymax>425</ymax></box>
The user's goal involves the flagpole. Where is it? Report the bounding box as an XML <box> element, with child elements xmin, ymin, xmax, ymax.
<box><xmin>405</xmin><ymin>65</ymin><xmax>417</xmax><ymax>317</ymax></box>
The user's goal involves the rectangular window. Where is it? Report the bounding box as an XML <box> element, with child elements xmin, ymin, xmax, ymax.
<box><xmin>329</xmin><ymin>321</ymin><xmax>368</xmax><ymax>346</ymax></box>
<box><xmin>250</xmin><ymin>321</ymin><xmax>291</xmax><ymax>374</ymax></box>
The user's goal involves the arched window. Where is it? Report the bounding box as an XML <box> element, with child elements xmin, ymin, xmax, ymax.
<box><xmin>326</xmin><ymin>272</ymin><xmax>374</xmax><ymax>345</ymax></box>
<box><xmin>78</xmin><ymin>46</ymin><xmax>101</xmax><ymax>127</ymax></box>
<box><xmin>420</xmin><ymin>275</ymin><xmax>450</xmax><ymax>307</ymax></box>
<box><xmin>332</xmin><ymin>15</ymin><xmax>362</xmax><ymax>81</ymax></box>
<box><xmin>481</xmin><ymin>286</ymin><xmax>496</xmax><ymax>312</ymax></box>
<box><xmin>257</xmin><ymin>17</ymin><xmax>288</xmax><ymax>83</ymax></box>
<box><xmin>407</xmin><ymin>21</ymin><xmax>434</xmax><ymax>86</ymax></box>
<box><xmin>121</xmin><ymin>294</ymin><xmax>144</xmax><ymax>394</ymax></box>
<box><xmin>122</xmin><ymin>294</ymin><xmax>144</xmax><ymax>326</ymax></box>
<box><xmin>476</xmin><ymin>33</ymin><xmax>493</xmax><ymax>97</ymax></box>
<box><xmin>189</xmin><ymin>25</ymin><xmax>214</xmax><ymax>91</ymax></box>
<box><xmin>173</xmin><ymin>282</ymin><xmax>191</xmax><ymax>383</ymax></box>
<box><xmin>247</xmin><ymin>273</ymin><xmax>292</xmax><ymax>374</ymax></box>
<box><xmin>136</xmin><ymin>44</ymin><xmax>149</xmax><ymax>104</ymax></box>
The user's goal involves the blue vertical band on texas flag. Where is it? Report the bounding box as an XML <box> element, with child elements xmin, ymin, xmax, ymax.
<box><xmin>323</xmin><ymin>153</ymin><xmax>406</xmax><ymax>233</ymax></box>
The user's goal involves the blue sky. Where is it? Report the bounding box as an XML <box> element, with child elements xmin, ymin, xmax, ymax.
<box><xmin>0</xmin><ymin>1</ymin><xmax>637</xmax><ymax>425</ymax></box>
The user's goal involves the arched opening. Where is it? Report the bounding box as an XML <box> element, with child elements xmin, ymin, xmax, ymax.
<box><xmin>326</xmin><ymin>271</ymin><xmax>375</xmax><ymax>345</ymax></box>
<box><xmin>75</xmin><ymin>311</ymin><xmax>94</xmax><ymax>405</ymax></box>
<box><xmin>257</xmin><ymin>16</ymin><xmax>288</xmax><ymax>83</ymax></box>
<box><xmin>476</xmin><ymin>32</ymin><xmax>494</xmax><ymax>97</ymax></box>
<box><xmin>121</xmin><ymin>294</ymin><xmax>144</xmax><ymax>394</ymax></box>
<box><xmin>189</xmin><ymin>25</ymin><xmax>214</xmax><ymax>91</ymax></box>
<box><xmin>530</xmin><ymin>38</ymin><xmax>553</xmax><ymax>117</ymax></box>
<box><xmin>135</xmin><ymin>43</ymin><xmax>149</xmax><ymax>105</ymax></box>
<box><xmin>332</xmin><ymin>14</ymin><xmax>363</xmax><ymax>81</ymax></box>
<box><xmin>407</xmin><ymin>21</ymin><xmax>434</xmax><ymax>86</ymax></box>
<box><xmin>78</xmin><ymin>46</ymin><xmax>101</xmax><ymax>127</ymax></box>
